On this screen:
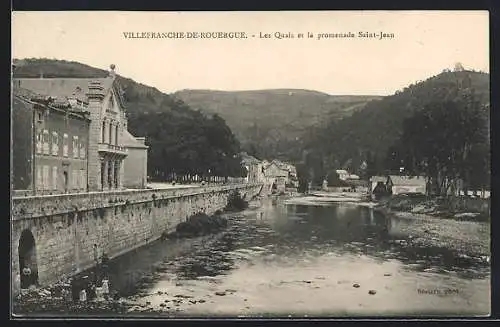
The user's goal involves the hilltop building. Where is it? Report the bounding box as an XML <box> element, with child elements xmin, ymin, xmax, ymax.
<box><xmin>13</xmin><ymin>64</ymin><xmax>148</xmax><ymax>192</ymax></box>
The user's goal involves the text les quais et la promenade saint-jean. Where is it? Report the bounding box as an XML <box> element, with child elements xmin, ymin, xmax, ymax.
<box><xmin>257</xmin><ymin>31</ymin><xmax>395</xmax><ymax>40</ymax></box>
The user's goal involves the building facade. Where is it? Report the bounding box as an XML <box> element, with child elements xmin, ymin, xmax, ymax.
<box><xmin>122</xmin><ymin>130</ymin><xmax>149</xmax><ymax>189</ymax></box>
<box><xmin>12</xmin><ymin>87</ymin><xmax>91</xmax><ymax>195</ymax></box>
<box><xmin>263</xmin><ymin>161</ymin><xmax>288</xmax><ymax>193</ymax></box>
<box><xmin>14</xmin><ymin>65</ymin><xmax>146</xmax><ymax>192</ymax></box>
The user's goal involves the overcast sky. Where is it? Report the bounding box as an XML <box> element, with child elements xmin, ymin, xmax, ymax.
<box><xmin>12</xmin><ymin>11</ymin><xmax>489</xmax><ymax>96</ymax></box>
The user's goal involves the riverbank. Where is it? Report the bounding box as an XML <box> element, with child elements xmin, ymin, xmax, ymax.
<box><xmin>376</xmin><ymin>195</ymin><xmax>490</xmax><ymax>258</ymax></box>
<box><xmin>378</xmin><ymin>194</ymin><xmax>490</xmax><ymax>222</ymax></box>
<box><xmin>13</xmin><ymin>196</ymin><xmax>491</xmax><ymax>317</ymax></box>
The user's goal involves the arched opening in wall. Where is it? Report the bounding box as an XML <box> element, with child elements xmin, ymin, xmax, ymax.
<box><xmin>18</xmin><ymin>229</ymin><xmax>39</xmax><ymax>289</ymax></box>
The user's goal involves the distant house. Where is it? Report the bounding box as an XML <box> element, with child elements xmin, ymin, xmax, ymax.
<box><xmin>387</xmin><ymin>175</ymin><xmax>427</xmax><ymax>195</ymax></box>
<box><xmin>263</xmin><ymin>161</ymin><xmax>288</xmax><ymax>193</ymax></box>
<box><xmin>370</xmin><ymin>176</ymin><xmax>388</xmax><ymax>193</ymax></box>
<box><xmin>336</xmin><ymin>170</ymin><xmax>350</xmax><ymax>181</ymax></box>
<box><xmin>241</xmin><ymin>153</ymin><xmax>264</xmax><ymax>184</ymax></box>
<box><xmin>369</xmin><ymin>175</ymin><xmax>427</xmax><ymax>196</ymax></box>
<box><xmin>348</xmin><ymin>174</ymin><xmax>360</xmax><ymax>180</ymax></box>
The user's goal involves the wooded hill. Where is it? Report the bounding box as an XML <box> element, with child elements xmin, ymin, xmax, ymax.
<box><xmin>302</xmin><ymin>69</ymin><xmax>490</xmax><ymax>186</ymax></box>
<box><xmin>174</xmin><ymin>89</ymin><xmax>381</xmax><ymax>161</ymax></box>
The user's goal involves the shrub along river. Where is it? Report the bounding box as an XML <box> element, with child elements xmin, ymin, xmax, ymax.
<box><xmin>14</xmin><ymin>196</ymin><xmax>490</xmax><ymax>318</ymax></box>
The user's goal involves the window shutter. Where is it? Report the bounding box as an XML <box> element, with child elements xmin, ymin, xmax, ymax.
<box><xmin>52</xmin><ymin>166</ymin><xmax>58</xmax><ymax>190</ymax></box>
<box><xmin>43</xmin><ymin>130</ymin><xmax>50</xmax><ymax>155</ymax></box>
<box><xmin>63</xmin><ymin>134</ymin><xmax>69</xmax><ymax>157</ymax></box>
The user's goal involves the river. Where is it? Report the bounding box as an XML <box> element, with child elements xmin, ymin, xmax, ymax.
<box><xmin>93</xmin><ymin>196</ymin><xmax>490</xmax><ymax>318</ymax></box>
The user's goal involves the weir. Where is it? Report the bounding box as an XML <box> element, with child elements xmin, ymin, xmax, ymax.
<box><xmin>11</xmin><ymin>183</ymin><xmax>264</xmax><ymax>295</ymax></box>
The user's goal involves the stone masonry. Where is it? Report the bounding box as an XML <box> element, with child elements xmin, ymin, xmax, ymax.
<box><xmin>11</xmin><ymin>183</ymin><xmax>263</xmax><ymax>295</ymax></box>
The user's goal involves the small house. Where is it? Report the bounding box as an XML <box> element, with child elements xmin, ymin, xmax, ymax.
<box><xmin>336</xmin><ymin>170</ymin><xmax>350</xmax><ymax>181</ymax></box>
<box><xmin>263</xmin><ymin>161</ymin><xmax>288</xmax><ymax>194</ymax></box>
<box><xmin>387</xmin><ymin>175</ymin><xmax>426</xmax><ymax>195</ymax></box>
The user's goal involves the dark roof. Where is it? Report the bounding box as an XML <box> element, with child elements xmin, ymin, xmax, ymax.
<box><xmin>12</xmin><ymin>87</ymin><xmax>89</xmax><ymax>120</ymax></box>
<box><xmin>13</xmin><ymin>77</ymin><xmax>127</xmax><ymax>110</ymax></box>
<box><xmin>15</xmin><ymin>78</ymin><xmax>113</xmax><ymax>99</ymax></box>
<box><xmin>370</xmin><ymin>176</ymin><xmax>387</xmax><ymax>183</ymax></box>
<box><xmin>241</xmin><ymin>153</ymin><xmax>260</xmax><ymax>165</ymax></box>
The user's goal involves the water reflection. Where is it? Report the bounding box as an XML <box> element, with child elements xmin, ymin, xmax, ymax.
<box><xmin>103</xmin><ymin>197</ymin><xmax>489</xmax><ymax>315</ymax></box>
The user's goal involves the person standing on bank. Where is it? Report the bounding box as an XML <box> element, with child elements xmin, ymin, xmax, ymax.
<box><xmin>22</xmin><ymin>266</ymin><xmax>32</xmax><ymax>288</ymax></box>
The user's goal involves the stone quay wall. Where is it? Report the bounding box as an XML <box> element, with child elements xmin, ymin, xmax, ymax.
<box><xmin>12</xmin><ymin>183</ymin><xmax>264</xmax><ymax>295</ymax></box>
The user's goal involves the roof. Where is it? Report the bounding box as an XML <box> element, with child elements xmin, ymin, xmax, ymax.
<box><xmin>12</xmin><ymin>86</ymin><xmax>90</xmax><ymax>120</ymax></box>
<box><xmin>263</xmin><ymin>162</ymin><xmax>288</xmax><ymax>174</ymax></box>
<box><xmin>240</xmin><ymin>153</ymin><xmax>260</xmax><ymax>165</ymax></box>
<box><xmin>16</xmin><ymin>78</ymin><xmax>114</xmax><ymax>99</ymax></box>
<box><xmin>336</xmin><ymin>170</ymin><xmax>349</xmax><ymax>174</ymax></box>
<box><xmin>14</xmin><ymin>77</ymin><xmax>127</xmax><ymax>111</ymax></box>
<box><xmin>388</xmin><ymin>175</ymin><xmax>426</xmax><ymax>186</ymax></box>
<box><xmin>370</xmin><ymin>176</ymin><xmax>387</xmax><ymax>183</ymax></box>
<box><xmin>122</xmin><ymin>130</ymin><xmax>148</xmax><ymax>149</ymax></box>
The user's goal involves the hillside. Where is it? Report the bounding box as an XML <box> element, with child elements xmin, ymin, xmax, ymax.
<box><xmin>173</xmin><ymin>89</ymin><xmax>381</xmax><ymax>161</ymax></box>
<box><xmin>12</xmin><ymin>58</ymin><xmax>245</xmax><ymax>179</ymax></box>
<box><xmin>304</xmin><ymin>69</ymin><xmax>490</xmax><ymax>181</ymax></box>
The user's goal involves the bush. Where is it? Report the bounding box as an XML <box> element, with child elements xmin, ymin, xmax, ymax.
<box><xmin>224</xmin><ymin>191</ymin><xmax>249</xmax><ymax>212</ymax></box>
<box><xmin>173</xmin><ymin>212</ymin><xmax>228</xmax><ymax>238</ymax></box>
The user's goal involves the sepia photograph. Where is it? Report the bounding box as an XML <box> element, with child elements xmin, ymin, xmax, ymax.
<box><xmin>10</xmin><ymin>10</ymin><xmax>491</xmax><ymax>318</ymax></box>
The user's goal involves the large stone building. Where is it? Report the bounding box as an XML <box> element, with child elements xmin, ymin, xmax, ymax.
<box><xmin>12</xmin><ymin>86</ymin><xmax>91</xmax><ymax>195</ymax></box>
<box><xmin>13</xmin><ymin>65</ymin><xmax>148</xmax><ymax>191</ymax></box>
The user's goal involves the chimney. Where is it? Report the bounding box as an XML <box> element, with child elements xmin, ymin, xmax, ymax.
<box><xmin>86</xmin><ymin>80</ymin><xmax>105</xmax><ymax>102</ymax></box>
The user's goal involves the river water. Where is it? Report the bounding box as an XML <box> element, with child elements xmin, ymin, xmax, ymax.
<box><xmin>103</xmin><ymin>196</ymin><xmax>490</xmax><ymax>317</ymax></box>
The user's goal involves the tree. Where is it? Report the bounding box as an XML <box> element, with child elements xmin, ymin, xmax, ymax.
<box><xmin>392</xmin><ymin>97</ymin><xmax>489</xmax><ymax>196</ymax></box>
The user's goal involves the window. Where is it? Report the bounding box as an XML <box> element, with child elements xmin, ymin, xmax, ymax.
<box><xmin>52</xmin><ymin>166</ymin><xmax>58</xmax><ymax>190</ymax></box>
<box><xmin>36</xmin><ymin>131</ymin><xmax>43</xmax><ymax>154</ymax></box>
<box><xmin>102</xmin><ymin>121</ymin><xmax>106</xmax><ymax>143</ymax></box>
<box><xmin>80</xmin><ymin>169</ymin><xmax>86</xmax><ymax>190</ymax></box>
<box><xmin>79</xmin><ymin>141</ymin><xmax>86</xmax><ymax>159</ymax></box>
<box><xmin>115</xmin><ymin>125</ymin><xmax>119</xmax><ymax>145</ymax></box>
<box><xmin>114</xmin><ymin>162</ymin><xmax>119</xmax><ymax>188</ymax></box>
<box><xmin>63</xmin><ymin>134</ymin><xmax>69</xmax><ymax>157</ymax></box>
<box><xmin>42</xmin><ymin>165</ymin><xmax>49</xmax><ymax>190</ymax></box>
<box><xmin>36</xmin><ymin>166</ymin><xmax>42</xmax><ymax>190</ymax></box>
<box><xmin>42</xmin><ymin>129</ymin><xmax>50</xmax><ymax>155</ymax></box>
<box><xmin>51</xmin><ymin>131</ymin><xmax>59</xmax><ymax>156</ymax></box>
<box><xmin>72</xmin><ymin>136</ymin><xmax>79</xmax><ymax>158</ymax></box>
<box><xmin>108</xmin><ymin>162</ymin><xmax>113</xmax><ymax>188</ymax></box>
<box><xmin>101</xmin><ymin>162</ymin><xmax>106</xmax><ymax>189</ymax></box>
<box><xmin>72</xmin><ymin>170</ymin><xmax>78</xmax><ymax>190</ymax></box>
<box><xmin>108</xmin><ymin>122</ymin><xmax>113</xmax><ymax>145</ymax></box>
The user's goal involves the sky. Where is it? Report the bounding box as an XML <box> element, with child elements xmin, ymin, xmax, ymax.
<box><xmin>11</xmin><ymin>11</ymin><xmax>489</xmax><ymax>96</ymax></box>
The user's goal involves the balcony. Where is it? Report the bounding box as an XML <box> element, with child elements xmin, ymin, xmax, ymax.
<box><xmin>98</xmin><ymin>143</ymin><xmax>128</xmax><ymax>156</ymax></box>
